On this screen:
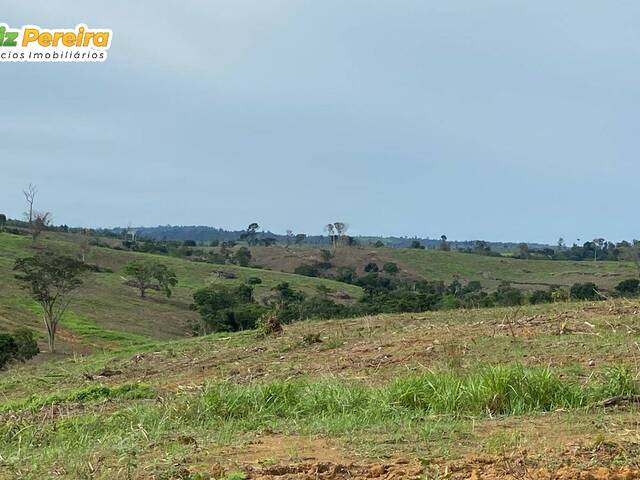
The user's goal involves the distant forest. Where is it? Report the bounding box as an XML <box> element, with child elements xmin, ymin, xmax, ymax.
<box><xmin>106</xmin><ymin>225</ymin><xmax>550</xmax><ymax>252</ymax></box>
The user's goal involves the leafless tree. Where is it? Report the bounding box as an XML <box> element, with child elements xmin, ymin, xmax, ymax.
<box><xmin>23</xmin><ymin>183</ymin><xmax>37</xmax><ymax>224</ymax></box>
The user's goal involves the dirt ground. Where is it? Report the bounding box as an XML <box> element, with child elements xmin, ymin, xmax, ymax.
<box><xmin>187</xmin><ymin>433</ymin><xmax>640</xmax><ymax>479</ymax></box>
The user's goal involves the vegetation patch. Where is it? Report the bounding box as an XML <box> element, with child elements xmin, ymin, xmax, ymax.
<box><xmin>0</xmin><ymin>383</ymin><xmax>155</xmax><ymax>413</ymax></box>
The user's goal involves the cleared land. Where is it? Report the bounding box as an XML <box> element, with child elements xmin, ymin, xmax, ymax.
<box><xmin>2</xmin><ymin>232</ymin><xmax>640</xmax><ymax>479</ymax></box>
<box><xmin>2</xmin><ymin>300</ymin><xmax>640</xmax><ymax>479</ymax></box>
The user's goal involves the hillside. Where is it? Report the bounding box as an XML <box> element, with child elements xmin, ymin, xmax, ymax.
<box><xmin>2</xmin><ymin>300</ymin><xmax>640</xmax><ymax>478</ymax></box>
<box><xmin>0</xmin><ymin>232</ymin><xmax>362</xmax><ymax>354</ymax></box>
<box><xmin>250</xmin><ymin>245</ymin><xmax>638</xmax><ymax>291</ymax></box>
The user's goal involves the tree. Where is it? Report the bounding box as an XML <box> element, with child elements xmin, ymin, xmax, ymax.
<box><xmin>439</xmin><ymin>235</ymin><xmax>450</xmax><ymax>251</ymax></box>
<box><xmin>124</xmin><ymin>260</ymin><xmax>177</xmax><ymax>298</ymax></box>
<box><xmin>325</xmin><ymin>224</ymin><xmax>336</xmax><ymax>249</ymax></box>
<box><xmin>14</xmin><ymin>253</ymin><xmax>84</xmax><ymax>352</ymax></box>
<box><xmin>333</xmin><ymin>222</ymin><xmax>348</xmax><ymax>247</ymax></box>
<box><xmin>557</xmin><ymin>237</ymin><xmax>566</xmax><ymax>251</ymax></box>
<box><xmin>410</xmin><ymin>240</ymin><xmax>424</xmax><ymax>249</ymax></box>
<box><xmin>0</xmin><ymin>213</ymin><xmax>6</xmax><ymax>231</ymax></box>
<box><xmin>285</xmin><ymin>230</ymin><xmax>294</xmax><ymax>247</ymax></box>
<box><xmin>518</xmin><ymin>242</ymin><xmax>529</xmax><ymax>259</ymax></box>
<box><xmin>593</xmin><ymin>238</ymin><xmax>605</xmax><ymax>262</ymax></box>
<box><xmin>23</xmin><ymin>183</ymin><xmax>37</xmax><ymax>224</ymax></box>
<box><xmin>233</xmin><ymin>246</ymin><xmax>252</xmax><ymax>267</ymax></box>
<box><xmin>241</xmin><ymin>223</ymin><xmax>260</xmax><ymax>246</ymax></box>
<box><xmin>30</xmin><ymin>211</ymin><xmax>51</xmax><ymax>243</ymax></box>
<box><xmin>294</xmin><ymin>233</ymin><xmax>306</xmax><ymax>245</ymax></box>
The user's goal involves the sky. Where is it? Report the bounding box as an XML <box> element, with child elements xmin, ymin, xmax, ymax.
<box><xmin>1</xmin><ymin>1</ymin><xmax>639</xmax><ymax>244</ymax></box>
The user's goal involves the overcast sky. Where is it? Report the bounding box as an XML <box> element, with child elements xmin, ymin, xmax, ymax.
<box><xmin>2</xmin><ymin>1</ymin><xmax>639</xmax><ymax>243</ymax></box>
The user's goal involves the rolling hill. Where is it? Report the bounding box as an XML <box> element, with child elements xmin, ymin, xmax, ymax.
<box><xmin>0</xmin><ymin>231</ymin><xmax>362</xmax><ymax>354</ymax></box>
<box><xmin>250</xmin><ymin>244</ymin><xmax>638</xmax><ymax>291</ymax></box>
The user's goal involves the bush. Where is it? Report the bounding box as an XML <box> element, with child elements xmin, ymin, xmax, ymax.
<box><xmin>246</xmin><ymin>276</ymin><xmax>263</xmax><ymax>285</ymax></box>
<box><xmin>551</xmin><ymin>288</ymin><xmax>569</xmax><ymax>302</ymax></box>
<box><xmin>364</xmin><ymin>262</ymin><xmax>379</xmax><ymax>273</ymax></box>
<box><xmin>493</xmin><ymin>282</ymin><xmax>523</xmax><ymax>306</ymax></box>
<box><xmin>12</xmin><ymin>328</ymin><xmax>39</xmax><ymax>361</ymax></box>
<box><xmin>294</xmin><ymin>264</ymin><xmax>320</xmax><ymax>277</ymax></box>
<box><xmin>0</xmin><ymin>334</ymin><xmax>17</xmax><ymax>369</ymax></box>
<box><xmin>614</xmin><ymin>278</ymin><xmax>640</xmax><ymax>297</ymax></box>
<box><xmin>530</xmin><ymin>289</ymin><xmax>553</xmax><ymax>304</ymax></box>
<box><xmin>570</xmin><ymin>282</ymin><xmax>600</xmax><ymax>300</ymax></box>
<box><xmin>382</xmin><ymin>262</ymin><xmax>399</xmax><ymax>275</ymax></box>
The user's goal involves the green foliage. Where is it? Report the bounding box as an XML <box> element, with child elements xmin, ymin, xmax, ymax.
<box><xmin>529</xmin><ymin>289</ymin><xmax>553</xmax><ymax>304</ymax></box>
<box><xmin>192</xmin><ymin>284</ymin><xmax>267</xmax><ymax>333</ymax></box>
<box><xmin>382</xmin><ymin>262</ymin><xmax>399</xmax><ymax>275</ymax></box>
<box><xmin>614</xmin><ymin>278</ymin><xmax>640</xmax><ymax>297</ymax></box>
<box><xmin>492</xmin><ymin>282</ymin><xmax>523</xmax><ymax>306</ymax></box>
<box><xmin>364</xmin><ymin>262</ymin><xmax>379</xmax><ymax>273</ymax></box>
<box><xmin>0</xmin><ymin>214</ymin><xmax>6</xmax><ymax>231</ymax></box>
<box><xmin>294</xmin><ymin>264</ymin><xmax>320</xmax><ymax>277</ymax></box>
<box><xmin>410</xmin><ymin>240</ymin><xmax>424</xmax><ymax>249</ymax></box>
<box><xmin>14</xmin><ymin>252</ymin><xmax>85</xmax><ymax>352</ymax></box>
<box><xmin>0</xmin><ymin>383</ymin><xmax>155</xmax><ymax>413</ymax></box>
<box><xmin>232</xmin><ymin>246</ymin><xmax>252</xmax><ymax>267</ymax></box>
<box><xmin>0</xmin><ymin>334</ymin><xmax>17</xmax><ymax>369</ymax></box>
<box><xmin>124</xmin><ymin>260</ymin><xmax>178</xmax><ymax>298</ymax></box>
<box><xmin>11</xmin><ymin>328</ymin><xmax>39</xmax><ymax>361</ymax></box>
<box><xmin>570</xmin><ymin>282</ymin><xmax>600</xmax><ymax>300</ymax></box>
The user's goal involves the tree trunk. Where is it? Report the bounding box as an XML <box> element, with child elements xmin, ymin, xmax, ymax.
<box><xmin>44</xmin><ymin>314</ymin><xmax>56</xmax><ymax>353</ymax></box>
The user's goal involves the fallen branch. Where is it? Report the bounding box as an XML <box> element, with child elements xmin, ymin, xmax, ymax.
<box><xmin>600</xmin><ymin>395</ymin><xmax>640</xmax><ymax>407</ymax></box>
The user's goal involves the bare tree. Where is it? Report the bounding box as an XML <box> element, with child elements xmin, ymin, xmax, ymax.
<box><xmin>23</xmin><ymin>183</ymin><xmax>37</xmax><ymax>224</ymax></box>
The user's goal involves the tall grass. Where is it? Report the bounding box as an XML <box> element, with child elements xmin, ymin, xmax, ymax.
<box><xmin>178</xmin><ymin>364</ymin><xmax>637</xmax><ymax>423</ymax></box>
<box><xmin>0</xmin><ymin>364</ymin><xmax>636</xmax><ymax>478</ymax></box>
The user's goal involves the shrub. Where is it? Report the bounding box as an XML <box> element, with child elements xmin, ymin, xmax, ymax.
<box><xmin>570</xmin><ymin>282</ymin><xmax>600</xmax><ymax>300</ymax></box>
<box><xmin>382</xmin><ymin>262</ymin><xmax>399</xmax><ymax>275</ymax></box>
<box><xmin>530</xmin><ymin>289</ymin><xmax>553</xmax><ymax>304</ymax></box>
<box><xmin>493</xmin><ymin>282</ymin><xmax>523</xmax><ymax>306</ymax></box>
<box><xmin>294</xmin><ymin>264</ymin><xmax>320</xmax><ymax>277</ymax></box>
<box><xmin>551</xmin><ymin>288</ymin><xmax>569</xmax><ymax>302</ymax></box>
<box><xmin>614</xmin><ymin>278</ymin><xmax>640</xmax><ymax>297</ymax></box>
<box><xmin>232</xmin><ymin>247</ymin><xmax>252</xmax><ymax>267</ymax></box>
<box><xmin>0</xmin><ymin>334</ymin><xmax>17</xmax><ymax>369</ymax></box>
<box><xmin>12</xmin><ymin>328</ymin><xmax>39</xmax><ymax>362</ymax></box>
<box><xmin>364</xmin><ymin>262</ymin><xmax>379</xmax><ymax>273</ymax></box>
<box><xmin>246</xmin><ymin>276</ymin><xmax>263</xmax><ymax>285</ymax></box>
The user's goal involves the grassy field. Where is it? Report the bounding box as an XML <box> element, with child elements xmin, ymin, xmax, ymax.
<box><xmin>1</xmin><ymin>299</ymin><xmax>640</xmax><ymax>479</ymax></box>
<box><xmin>2</xmin><ymin>232</ymin><xmax>640</xmax><ymax>479</ymax></box>
<box><xmin>0</xmin><ymin>232</ymin><xmax>362</xmax><ymax>353</ymax></box>
<box><xmin>251</xmin><ymin>245</ymin><xmax>638</xmax><ymax>291</ymax></box>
